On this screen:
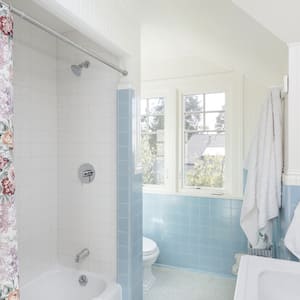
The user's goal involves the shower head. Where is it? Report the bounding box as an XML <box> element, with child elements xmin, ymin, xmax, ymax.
<box><xmin>71</xmin><ymin>60</ymin><xmax>90</xmax><ymax>76</ymax></box>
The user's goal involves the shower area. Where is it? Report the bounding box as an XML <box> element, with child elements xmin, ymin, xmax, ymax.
<box><xmin>0</xmin><ymin>0</ymin><xmax>139</xmax><ymax>299</ymax></box>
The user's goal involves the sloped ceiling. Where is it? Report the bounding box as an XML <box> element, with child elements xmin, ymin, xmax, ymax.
<box><xmin>141</xmin><ymin>0</ymin><xmax>287</xmax><ymax>82</ymax></box>
<box><xmin>232</xmin><ymin>0</ymin><xmax>300</xmax><ymax>44</ymax></box>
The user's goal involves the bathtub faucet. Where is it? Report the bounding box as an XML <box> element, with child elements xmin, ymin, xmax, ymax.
<box><xmin>75</xmin><ymin>248</ymin><xmax>90</xmax><ymax>263</ymax></box>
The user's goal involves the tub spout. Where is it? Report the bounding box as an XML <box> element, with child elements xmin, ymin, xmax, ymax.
<box><xmin>75</xmin><ymin>248</ymin><xmax>90</xmax><ymax>263</ymax></box>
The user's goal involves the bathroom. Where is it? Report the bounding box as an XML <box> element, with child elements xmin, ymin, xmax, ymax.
<box><xmin>0</xmin><ymin>0</ymin><xmax>300</xmax><ymax>300</ymax></box>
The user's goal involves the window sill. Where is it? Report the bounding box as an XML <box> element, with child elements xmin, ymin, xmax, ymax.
<box><xmin>142</xmin><ymin>187</ymin><xmax>242</xmax><ymax>200</ymax></box>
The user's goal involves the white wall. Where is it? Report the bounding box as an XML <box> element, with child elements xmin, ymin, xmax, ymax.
<box><xmin>13</xmin><ymin>11</ymin><xmax>121</xmax><ymax>283</ymax></box>
<box><xmin>232</xmin><ymin>0</ymin><xmax>300</xmax><ymax>44</ymax></box>
<box><xmin>141</xmin><ymin>0</ymin><xmax>288</xmax><ymax>158</ymax></box>
<box><xmin>34</xmin><ymin>0</ymin><xmax>141</xmax><ymax>91</ymax></box>
<box><xmin>56</xmin><ymin>33</ymin><xmax>120</xmax><ymax>280</ymax></box>
<box><xmin>13</xmin><ymin>16</ymin><xmax>58</xmax><ymax>284</ymax></box>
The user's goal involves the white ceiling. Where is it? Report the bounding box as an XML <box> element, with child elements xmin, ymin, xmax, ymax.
<box><xmin>232</xmin><ymin>0</ymin><xmax>300</xmax><ymax>44</ymax></box>
<box><xmin>11</xmin><ymin>0</ymin><xmax>72</xmax><ymax>33</ymax></box>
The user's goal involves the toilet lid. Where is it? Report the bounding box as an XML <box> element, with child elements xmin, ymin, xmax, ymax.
<box><xmin>143</xmin><ymin>237</ymin><xmax>157</xmax><ymax>255</ymax></box>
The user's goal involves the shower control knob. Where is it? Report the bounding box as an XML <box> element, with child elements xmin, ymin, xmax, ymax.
<box><xmin>79</xmin><ymin>163</ymin><xmax>96</xmax><ymax>184</ymax></box>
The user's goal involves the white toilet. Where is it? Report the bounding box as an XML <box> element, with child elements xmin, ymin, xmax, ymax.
<box><xmin>143</xmin><ymin>237</ymin><xmax>160</xmax><ymax>292</ymax></box>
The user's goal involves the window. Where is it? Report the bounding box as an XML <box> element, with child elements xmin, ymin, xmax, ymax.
<box><xmin>141</xmin><ymin>97</ymin><xmax>165</xmax><ymax>185</ymax></box>
<box><xmin>141</xmin><ymin>73</ymin><xmax>243</xmax><ymax>197</ymax></box>
<box><xmin>183</xmin><ymin>93</ymin><xmax>225</xmax><ymax>189</ymax></box>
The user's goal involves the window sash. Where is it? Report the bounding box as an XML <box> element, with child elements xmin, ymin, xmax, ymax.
<box><xmin>182</xmin><ymin>93</ymin><xmax>226</xmax><ymax>190</ymax></box>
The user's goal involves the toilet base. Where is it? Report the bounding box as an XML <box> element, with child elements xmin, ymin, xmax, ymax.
<box><xmin>143</xmin><ymin>265</ymin><xmax>156</xmax><ymax>293</ymax></box>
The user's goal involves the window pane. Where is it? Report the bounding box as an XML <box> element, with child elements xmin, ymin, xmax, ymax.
<box><xmin>184</xmin><ymin>133</ymin><xmax>225</xmax><ymax>188</ymax></box>
<box><xmin>148</xmin><ymin>97</ymin><xmax>164</xmax><ymax>114</ymax></box>
<box><xmin>141</xmin><ymin>99</ymin><xmax>147</xmax><ymax>115</ymax></box>
<box><xmin>205</xmin><ymin>93</ymin><xmax>225</xmax><ymax>111</ymax></box>
<box><xmin>205</xmin><ymin>112</ymin><xmax>225</xmax><ymax>131</ymax></box>
<box><xmin>184</xmin><ymin>94</ymin><xmax>204</xmax><ymax>112</ymax></box>
<box><xmin>141</xmin><ymin>134</ymin><xmax>164</xmax><ymax>185</ymax></box>
<box><xmin>141</xmin><ymin>97</ymin><xmax>165</xmax><ymax>185</ymax></box>
<box><xmin>149</xmin><ymin>115</ymin><xmax>164</xmax><ymax>132</ymax></box>
<box><xmin>185</xmin><ymin>113</ymin><xmax>204</xmax><ymax>131</ymax></box>
<box><xmin>141</xmin><ymin>115</ymin><xmax>148</xmax><ymax>132</ymax></box>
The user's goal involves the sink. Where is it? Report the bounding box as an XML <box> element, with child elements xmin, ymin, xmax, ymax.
<box><xmin>258</xmin><ymin>271</ymin><xmax>300</xmax><ymax>300</ymax></box>
<box><xmin>234</xmin><ymin>255</ymin><xmax>300</xmax><ymax>300</ymax></box>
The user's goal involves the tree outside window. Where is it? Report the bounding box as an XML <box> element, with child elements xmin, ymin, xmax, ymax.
<box><xmin>141</xmin><ymin>97</ymin><xmax>165</xmax><ymax>185</ymax></box>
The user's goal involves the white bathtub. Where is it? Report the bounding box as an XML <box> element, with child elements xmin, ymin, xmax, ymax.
<box><xmin>20</xmin><ymin>266</ymin><xmax>122</xmax><ymax>300</ymax></box>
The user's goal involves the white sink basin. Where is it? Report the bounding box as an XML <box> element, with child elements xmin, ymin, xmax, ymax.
<box><xmin>234</xmin><ymin>255</ymin><xmax>300</xmax><ymax>300</ymax></box>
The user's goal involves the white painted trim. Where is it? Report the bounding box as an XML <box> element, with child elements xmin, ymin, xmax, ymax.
<box><xmin>143</xmin><ymin>187</ymin><xmax>242</xmax><ymax>200</ymax></box>
<box><xmin>288</xmin><ymin>42</ymin><xmax>300</xmax><ymax>48</ymax></box>
<box><xmin>283</xmin><ymin>173</ymin><xmax>300</xmax><ymax>186</ymax></box>
<box><xmin>141</xmin><ymin>88</ymin><xmax>171</xmax><ymax>190</ymax></box>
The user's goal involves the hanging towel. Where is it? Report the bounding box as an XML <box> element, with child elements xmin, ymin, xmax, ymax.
<box><xmin>285</xmin><ymin>203</ymin><xmax>300</xmax><ymax>259</ymax></box>
<box><xmin>240</xmin><ymin>88</ymin><xmax>283</xmax><ymax>248</ymax></box>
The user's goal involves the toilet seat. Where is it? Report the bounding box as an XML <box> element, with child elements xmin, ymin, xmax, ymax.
<box><xmin>143</xmin><ymin>237</ymin><xmax>158</xmax><ymax>256</ymax></box>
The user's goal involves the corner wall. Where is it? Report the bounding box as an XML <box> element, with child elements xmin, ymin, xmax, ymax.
<box><xmin>277</xmin><ymin>44</ymin><xmax>300</xmax><ymax>260</ymax></box>
<box><xmin>117</xmin><ymin>89</ymin><xmax>143</xmax><ymax>300</ymax></box>
<box><xmin>56</xmin><ymin>34</ymin><xmax>120</xmax><ymax>280</ymax></box>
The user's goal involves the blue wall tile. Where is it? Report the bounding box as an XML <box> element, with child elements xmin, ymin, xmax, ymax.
<box><xmin>117</xmin><ymin>89</ymin><xmax>143</xmax><ymax>300</ymax></box>
<box><xmin>277</xmin><ymin>184</ymin><xmax>300</xmax><ymax>260</ymax></box>
<box><xmin>143</xmin><ymin>193</ymin><xmax>247</xmax><ymax>276</ymax></box>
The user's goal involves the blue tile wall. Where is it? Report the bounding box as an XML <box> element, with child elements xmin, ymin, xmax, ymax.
<box><xmin>117</xmin><ymin>89</ymin><xmax>143</xmax><ymax>300</ymax></box>
<box><xmin>143</xmin><ymin>194</ymin><xmax>247</xmax><ymax>276</ymax></box>
<box><xmin>278</xmin><ymin>185</ymin><xmax>300</xmax><ymax>260</ymax></box>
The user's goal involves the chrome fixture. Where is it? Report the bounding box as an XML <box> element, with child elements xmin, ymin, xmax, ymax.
<box><xmin>71</xmin><ymin>60</ymin><xmax>90</xmax><ymax>76</ymax></box>
<box><xmin>79</xmin><ymin>163</ymin><xmax>96</xmax><ymax>183</ymax></box>
<box><xmin>0</xmin><ymin>0</ymin><xmax>128</xmax><ymax>76</ymax></box>
<box><xmin>75</xmin><ymin>248</ymin><xmax>90</xmax><ymax>263</ymax></box>
<box><xmin>78</xmin><ymin>274</ymin><xmax>88</xmax><ymax>287</ymax></box>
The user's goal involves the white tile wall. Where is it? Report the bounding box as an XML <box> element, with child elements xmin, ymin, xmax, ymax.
<box><xmin>56</xmin><ymin>36</ymin><xmax>120</xmax><ymax>280</ymax></box>
<box><xmin>13</xmin><ymin>16</ymin><xmax>120</xmax><ymax>284</ymax></box>
<box><xmin>13</xmin><ymin>16</ymin><xmax>58</xmax><ymax>284</ymax></box>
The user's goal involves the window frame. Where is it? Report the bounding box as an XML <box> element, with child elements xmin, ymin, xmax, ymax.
<box><xmin>141</xmin><ymin>73</ymin><xmax>243</xmax><ymax>199</ymax></box>
<box><xmin>178</xmin><ymin>88</ymin><xmax>230</xmax><ymax>196</ymax></box>
<box><xmin>141</xmin><ymin>88</ymin><xmax>170</xmax><ymax>193</ymax></box>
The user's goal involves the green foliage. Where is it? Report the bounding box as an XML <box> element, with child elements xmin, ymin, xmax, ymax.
<box><xmin>185</xmin><ymin>155</ymin><xmax>225</xmax><ymax>188</ymax></box>
<box><xmin>141</xmin><ymin>134</ymin><xmax>157</xmax><ymax>184</ymax></box>
<box><xmin>184</xmin><ymin>95</ymin><xmax>203</xmax><ymax>132</ymax></box>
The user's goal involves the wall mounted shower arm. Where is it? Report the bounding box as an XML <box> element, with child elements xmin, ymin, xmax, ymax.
<box><xmin>75</xmin><ymin>248</ymin><xmax>90</xmax><ymax>263</ymax></box>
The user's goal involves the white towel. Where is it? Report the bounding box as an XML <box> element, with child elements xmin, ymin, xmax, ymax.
<box><xmin>240</xmin><ymin>88</ymin><xmax>283</xmax><ymax>248</ymax></box>
<box><xmin>285</xmin><ymin>203</ymin><xmax>300</xmax><ymax>259</ymax></box>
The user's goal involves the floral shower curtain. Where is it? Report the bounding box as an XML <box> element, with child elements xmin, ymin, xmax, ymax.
<box><xmin>0</xmin><ymin>5</ymin><xmax>19</xmax><ymax>300</ymax></box>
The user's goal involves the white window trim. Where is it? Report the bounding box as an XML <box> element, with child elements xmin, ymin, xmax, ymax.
<box><xmin>141</xmin><ymin>88</ymin><xmax>171</xmax><ymax>193</ymax></box>
<box><xmin>141</xmin><ymin>72</ymin><xmax>244</xmax><ymax>199</ymax></box>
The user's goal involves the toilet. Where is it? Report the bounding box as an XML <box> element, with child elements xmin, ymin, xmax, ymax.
<box><xmin>143</xmin><ymin>237</ymin><xmax>160</xmax><ymax>292</ymax></box>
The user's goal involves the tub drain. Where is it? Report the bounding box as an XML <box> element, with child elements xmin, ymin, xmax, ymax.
<box><xmin>78</xmin><ymin>274</ymin><xmax>88</xmax><ymax>286</ymax></box>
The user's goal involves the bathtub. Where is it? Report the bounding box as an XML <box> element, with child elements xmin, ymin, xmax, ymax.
<box><xmin>234</xmin><ymin>255</ymin><xmax>300</xmax><ymax>300</ymax></box>
<box><xmin>21</xmin><ymin>266</ymin><xmax>122</xmax><ymax>300</ymax></box>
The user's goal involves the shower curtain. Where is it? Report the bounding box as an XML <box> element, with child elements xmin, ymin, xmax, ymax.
<box><xmin>0</xmin><ymin>5</ymin><xmax>19</xmax><ymax>300</ymax></box>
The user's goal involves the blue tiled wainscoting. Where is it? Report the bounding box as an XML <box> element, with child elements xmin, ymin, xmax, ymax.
<box><xmin>143</xmin><ymin>194</ymin><xmax>247</xmax><ymax>276</ymax></box>
<box><xmin>117</xmin><ymin>89</ymin><xmax>143</xmax><ymax>300</ymax></box>
<box><xmin>278</xmin><ymin>185</ymin><xmax>300</xmax><ymax>260</ymax></box>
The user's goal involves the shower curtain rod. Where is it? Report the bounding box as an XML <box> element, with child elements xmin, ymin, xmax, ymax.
<box><xmin>0</xmin><ymin>0</ymin><xmax>128</xmax><ymax>76</ymax></box>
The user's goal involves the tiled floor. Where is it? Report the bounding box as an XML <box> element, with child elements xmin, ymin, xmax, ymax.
<box><xmin>144</xmin><ymin>265</ymin><xmax>236</xmax><ymax>300</ymax></box>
